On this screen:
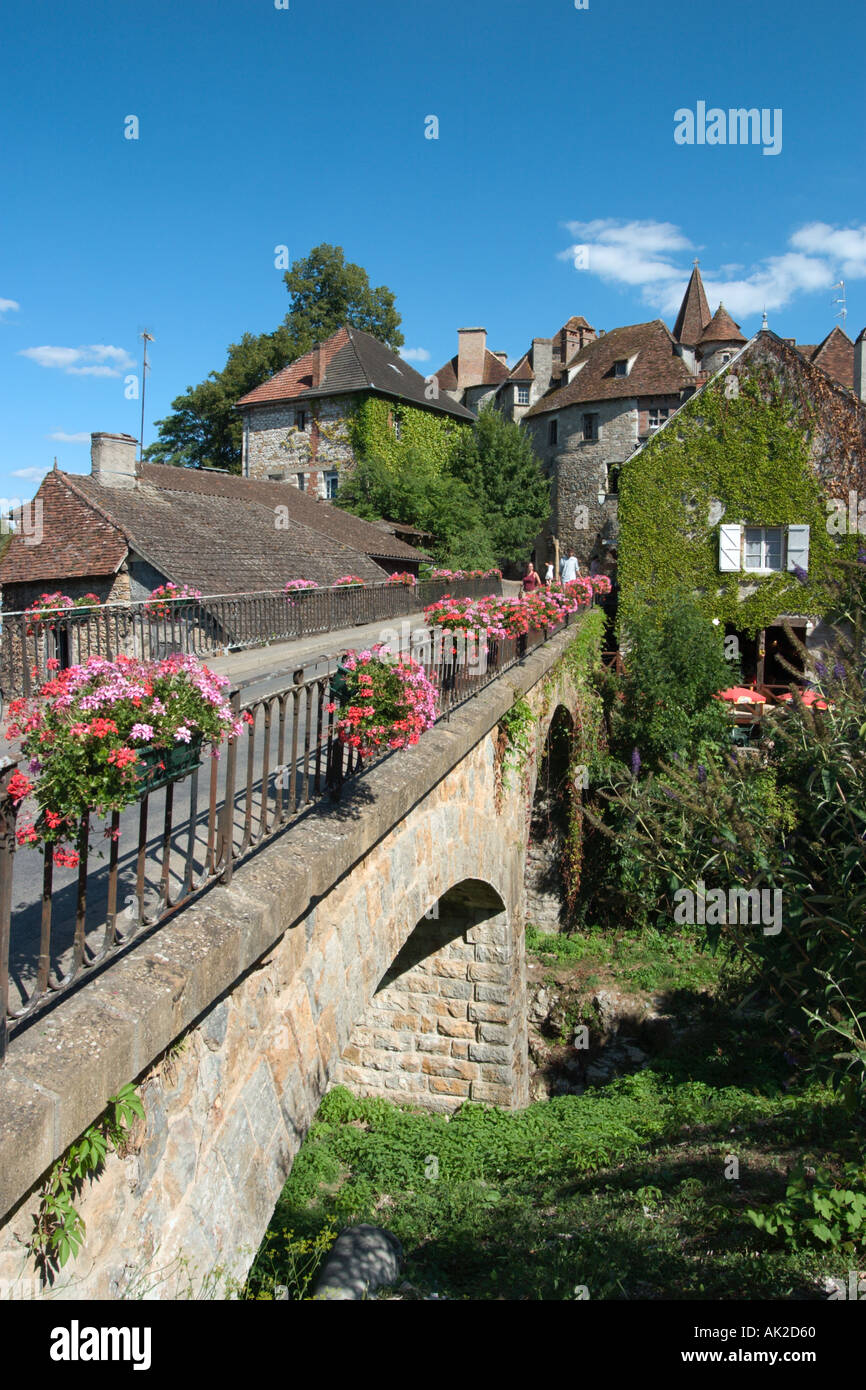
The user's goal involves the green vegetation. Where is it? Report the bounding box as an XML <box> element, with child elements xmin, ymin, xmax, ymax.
<box><xmin>252</xmin><ymin>948</ymin><xmax>857</xmax><ymax>1299</ymax></box>
<box><xmin>29</xmin><ymin>1084</ymin><xmax>144</xmax><ymax>1281</ymax></box>
<box><xmin>496</xmin><ymin>696</ymin><xmax>536</xmax><ymax>795</ymax></box>
<box><xmin>146</xmin><ymin>244</ymin><xmax>403</xmax><ymax>472</ymax></box>
<box><xmin>337</xmin><ymin>403</ymin><xmax>550</xmax><ymax>571</ymax></box>
<box><xmin>617</xmin><ymin>367</ymin><xmax>850</xmax><ymax>636</ymax></box>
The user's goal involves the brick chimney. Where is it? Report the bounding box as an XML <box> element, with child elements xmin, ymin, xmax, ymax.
<box><xmin>311</xmin><ymin>342</ymin><xmax>326</xmax><ymax>389</ymax></box>
<box><xmin>457</xmin><ymin>327</ymin><xmax>487</xmax><ymax>390</ymax></box>
<box><xmin>855</xmin><ymin>328</ymin><xmax>866</xmax><ymax>403</ymax></box>
<box><xmin>90</xmin><ymin>432</ymin><xmax>138</xmax><ymax>489</ymax></box>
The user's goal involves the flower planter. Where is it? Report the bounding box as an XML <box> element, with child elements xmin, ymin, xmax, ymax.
<box><xmin>135</xmin><ymin>736</ymin><xmax>204</xmax><ymax>796</ymax></box>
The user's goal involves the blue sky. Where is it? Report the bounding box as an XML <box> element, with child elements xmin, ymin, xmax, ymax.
<box><xmin>2</xmin><ymin>0</ymin><xmax>864</xmax><ymax>499</ymax></box>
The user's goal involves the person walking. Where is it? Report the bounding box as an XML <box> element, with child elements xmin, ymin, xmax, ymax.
<box><xmin>521</xmin><ymin>562</ymin><xmax>542</xmax><ymax>595</ymax></box>
<box><xmin>560</xmin><ymin>549</ymin><xmax>580</xmax><ymax>583</ymax></box>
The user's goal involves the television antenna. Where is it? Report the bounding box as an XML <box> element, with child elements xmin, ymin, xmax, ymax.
<box><xmin>139</xmin><ymin>330</ymin><xmax>154</xmax><ymax>460</ymax></box>
<box><xmin>831</xmin><ymin>281</ymin><xmax>847</xmax><ymax>329</ymax></box>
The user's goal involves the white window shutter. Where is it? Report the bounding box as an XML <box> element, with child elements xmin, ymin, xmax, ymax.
<box><xmin>787</xmin><ymin>524</ymin><xmax>810</xmax><ymax>572</ymax></box>
<box><xmin>719</xmin><ymin>523</ymin><xmax>742</xmax><ymax>572</ymax></box>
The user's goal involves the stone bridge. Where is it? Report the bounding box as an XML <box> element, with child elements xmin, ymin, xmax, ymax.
<box><xmin>0</xmin><ymin>617</ymin><xmax>597</xmax><ymax>1298</ymax></box>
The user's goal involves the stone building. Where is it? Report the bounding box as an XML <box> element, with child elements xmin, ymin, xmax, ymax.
<box><xmin>616</xmin><ymin>328</ymin><xmax>866</xmax><ymax>682</ymax></box>
<box><xmin>0</xmin><ymin>432</ymin><xmax>428</xmax><ymax>617</ymax></box>
<box><xmin>434</xmin><ymin>267</ymin><xmax>863</xmax><ymax>577</ymax></box>
<box><xmin>236</xmin><ymin>325</ymin><xmax>474</xmax><ymax>496</ymax></box>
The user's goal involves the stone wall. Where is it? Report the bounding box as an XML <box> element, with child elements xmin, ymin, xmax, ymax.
<box><xmin>0</xmin><ymin>620</ymin><xmax>590</xmax><ymax>1300</ymax></box>
<box><xmin>244</xmin><ymin>394</ymin><xmax>356</xmax><ymax>494</ymax></box>
<box><xmin>336</xmin><ymin>882</ymin><xmax>528</xmax><ymax>1112</ymax></box>
<box><xmin>524</xmin><ymin>399</ymin><xmax>636</xmax><ymax>570</ymax></box>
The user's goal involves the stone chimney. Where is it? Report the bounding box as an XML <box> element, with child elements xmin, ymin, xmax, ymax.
<box><xmin>491</xmin><ymin>350</ymin><xmax>508</xmax><ymax>364</ymax></box>
<box><xmin>90</xmin><ymin>432</ymin><xmax>138</xmax><ymax>489</ymax></box>
<box><xmin>457</xmin><ymin>328</ymin><xmax>487</xmax><ymax>390</ymax></box>
<box><xmin>855</xmin><ymin>328</ymin><xmax>866</xmax><ymax>403</ymax></box>
<box><xmin>530</xmin><ymin>338</ymin><xmax>554</xmax><ymax>393</ymax></box>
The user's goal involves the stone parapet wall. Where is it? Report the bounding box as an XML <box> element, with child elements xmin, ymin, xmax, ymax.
<box><xmin>0</xmin><ymin>618</ymin><xmax>590</xmax><ymax>1299</ymax></box>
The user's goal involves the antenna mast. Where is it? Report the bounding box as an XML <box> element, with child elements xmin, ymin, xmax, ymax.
<box><xmin>139</xmin><ymin>331</ymin><xmax>154</xmax><ymax>460</ymax></box>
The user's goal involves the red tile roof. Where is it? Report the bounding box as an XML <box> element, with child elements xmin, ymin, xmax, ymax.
<box><xmin>507</xmin><ymin>353</ymin><xmax>535</xmax><ymax>382</ymax></box>
<box><xmin>0</xmin><ymin>471</ymin><xmax>127</xmax><ymax>584</ymax></box>
<box><xmin>524</xmin><ymin>320</ymin><xmax>695</xmax><ymax>416</ymax></box>
<box><xmin>701</xmin><ymin>304</ymin><xmax>746</xmax><ymax>344</ymax></box>
<box><xmin>808</xmin><ymin>327</ymin><xmax>854</xmax><ymax>391</ymax></box>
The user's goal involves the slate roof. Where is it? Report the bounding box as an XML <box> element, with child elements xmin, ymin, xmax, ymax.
<box><xmin>524</xmin><ymin>320</ymin><xmax>695</xmax><ymax>417</ymax></box>
<box><xmin>0</xmin><ymin>463</ymin><xmax>428</xmax><ymax>596</ymax></box>
<box><xmin>433</xmin><ymin>347</ymin><xmax>511</xmax><ymax>391</ymax></box>
<box><xmin>237</xmin><ymin>326</ymin><xmax>474</xmax><ymax>421</ymax></box>
<box><xmin>672</xmin><ymin>265</ymin><xmax>712</xmax><ymax>346</ymax></box>
<box><xmin>701</xmin><ymin>304</ymin><xmax>746</xmax><ymax>344</ymax></box>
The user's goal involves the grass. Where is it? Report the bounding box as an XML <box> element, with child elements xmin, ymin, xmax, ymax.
<box><xmin>247</xmin><ymin>926</ymin><xmax>864</xmax><ymax>1301</ymax></box>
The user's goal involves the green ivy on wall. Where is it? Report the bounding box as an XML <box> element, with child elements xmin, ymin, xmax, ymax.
<box><xmin>618</xmin><ymin>369</ymin><xmax>857</xmax><ymax>637</ymax></box>
<box><xmin>348</xmin><ymin>395</ymin><xmax>467</xmax><ymax>473</ymax></box>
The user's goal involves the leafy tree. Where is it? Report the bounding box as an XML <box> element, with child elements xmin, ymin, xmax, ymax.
<box><xmin>145</xmin><ymin>245</ymin><xmax>403</xmax><ymax>472</ymax></box>
<box><xmin>335</xmin><ymin>450</ymin><xmax>494</xmax><ymax>569</ymax></box>
<box><xmin>609</xmin><ymin>590</ymin><xmax>732</xmax><ymax>770</ymax></box>
<box><xmin>448</xmin><ymin>405</ymin><xmax>550</xmax><ymax>568</ymax></box>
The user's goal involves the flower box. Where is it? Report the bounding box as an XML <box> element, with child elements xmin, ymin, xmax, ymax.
<box><xmin>135</xmin><ymin>736</ymin><xmax>203</xmax><ymax>795</ymax></box>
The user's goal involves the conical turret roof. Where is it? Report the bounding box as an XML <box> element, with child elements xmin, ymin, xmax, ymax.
<box><xmin>672</xmin><ymin>263</ymin><xmax>712</xmax><ymax>346</ymax></box>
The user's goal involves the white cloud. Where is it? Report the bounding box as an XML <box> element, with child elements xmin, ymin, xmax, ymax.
<box><xmin>48</xmin><ymin>431</ymin><xmax>90</xmax><ymax>444</ymax></box>
<box><xmin>0</xmin><ymin>298</ymin><xmax>20</xmax><ymax>316</ymax></box>
<box><xmin>11</xmin><ymin>467</ymin><xmax>48</xmax><ymax>481</ymax></box>
<box><xmin>19</xmin><ymin>343</ymin><xmax>135</xmax><ymax>376</ymax></box>
<box><xmin>400</xmin><ymin>347</ymin><xmax>431</xmax><ymax>362</ymax></box>
<box><xmin>560</xmin><ymin>218</ymin><xmax>862</xmax><ymax>322</ymax></box>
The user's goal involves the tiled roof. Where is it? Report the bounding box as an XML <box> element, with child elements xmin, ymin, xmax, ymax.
<box><xmin>672</xmin><ymin>265</ymin><xmax>712</xmax><ymax>346</ymax></box>
<box><xmin>560</xmin><ymin>316</ymin><xmax>592</xmax><ymax>331</ymax></box>
<box><xmin>808</xmin><ymin>327</ymin><xmax>854</xmax><ymax>391</ymax></box>
<box><xmin>524</xmin><ymin>320</ymin><xmax>695</xmax><ymax>416</ymax></box>
<box><xmin>432</xmin><ymin>347</ymin><xmax>510</xmax><ymax>391</ymax></box>
<box><xmin>507</xmin><ymin>353</ymin><xmax>535</xmax><ymax>382</ymax></box>
<box><xmin>0</xmin><ymin>471</ymin><xmax>127</xmax><ymax>584</ymax></box>
<box><xmin>1</xmin><ymin>464</ymin><xmax>429</xmax><ymax>599</ymax></box>
<box><xmin>237</xmin><ymin>326</ymin><xmax>474</xmax><ymax>420</ymax></box>
<box><xmin>701</xmin><ymin>304</ymin><xmax>746</xmax><ymax>344</ymax></box>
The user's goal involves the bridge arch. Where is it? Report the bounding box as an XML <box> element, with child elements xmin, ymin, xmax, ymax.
<box><xmin>525</xmin><ymin>705</ymin><xmax>576</xmax><ymax>932</ymax></box>
<box><xmin>337</xmin><ymin>876</ymin><xmax>528</xmax><ymax>1111</ymax></box>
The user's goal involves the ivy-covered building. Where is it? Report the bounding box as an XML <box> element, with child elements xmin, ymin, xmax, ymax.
<box><xmin>617</xmin><ymin>328</ymin><xmax>866</xmax><ymax>683</ymax></box>
<box><xmin>236</xmin><ymin>326</ymin><xmax>474</xmax><ymax>498</ymax></box>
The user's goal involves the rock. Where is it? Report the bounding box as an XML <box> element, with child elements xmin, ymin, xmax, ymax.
<box><xmin>527</xmin><ymin>985</ymin><xmax>554</xmax><ymax>1025</ymax></box>
<box><xmin>311</xmin><ymin>1225</ymin><xmax>403</xmax><ymax>1301</ymax></box>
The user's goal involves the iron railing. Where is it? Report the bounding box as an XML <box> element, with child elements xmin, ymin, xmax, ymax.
<box><xmin>0</xmin><ymin>606</ymin><xmax>579</xmax><ymax>1063</ymax></box>
<box><xmin>0</xmin><ymin>576</ymin><xmax>501</xmax><ymax>700</ymax></box>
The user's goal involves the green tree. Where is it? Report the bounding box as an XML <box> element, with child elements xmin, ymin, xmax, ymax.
<box><xmin>335</xmin><ymin>450</ymin><xmax>494</xmax><ymax>569</ymax></box>
<box><xmin>145</xmin><ymin>245</ymin><xmax>403</xmax><ymax>472</ymax></box>
<box><xmin>448</xmin><ymin>405</ymin><xmax>550</xmax><ymax>568</ymax></box>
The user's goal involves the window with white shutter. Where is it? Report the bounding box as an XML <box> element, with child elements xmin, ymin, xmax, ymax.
<box><xmin>719</xmin><ymin>523</ymin><xmax>742</xmax><ymax>572</ymax></box>
<box><xmin>786</xmin><ymin>524</ymin><xmax>810</xmax><ymax>573</ymax></box>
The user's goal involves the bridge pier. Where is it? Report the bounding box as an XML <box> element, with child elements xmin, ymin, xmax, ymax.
<box><xmin>336</xmin><ymin>880</ymin><xmax>528</xmax><ymax>1112</ymax></box>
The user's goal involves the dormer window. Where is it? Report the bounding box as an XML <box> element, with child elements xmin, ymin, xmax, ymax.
<box><xmin>516</xmin><ymin>384</ymin><xmax>529</xmax><ymax>405</ymax></box>
<box><xmin>613</xmin><ymin>359</ymin><xmax>629</xmax><ymax>377</ymax></box>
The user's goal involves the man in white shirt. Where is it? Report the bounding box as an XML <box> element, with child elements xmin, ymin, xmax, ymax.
<box><xmin>560</xmin><ymin>549</ymin><xmax>580</xmax><ymax>583</ymax></box>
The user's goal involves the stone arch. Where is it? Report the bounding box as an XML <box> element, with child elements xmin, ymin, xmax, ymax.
<box><xmin>525</xmin><ymin>705</ymin><xmax>575</xmax><ymax>932</ymax></box>
<box><xmin>336</xmin><ymin>877</ymin><xmax>528</xmax><ymax>1112</ymax></box>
